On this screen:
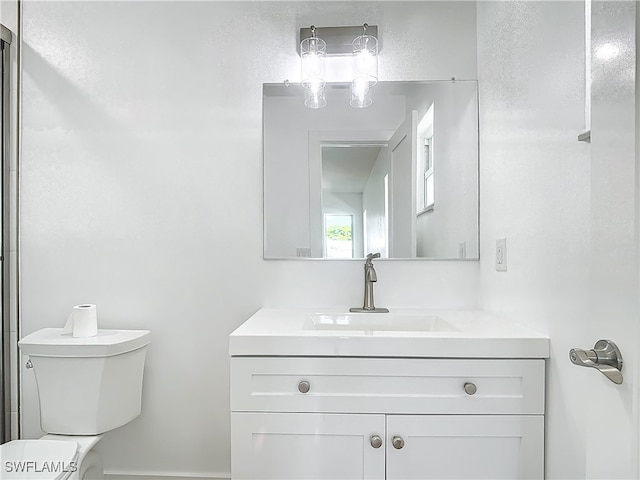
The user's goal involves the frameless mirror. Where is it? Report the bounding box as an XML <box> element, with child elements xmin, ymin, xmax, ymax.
<box><xmin>263</xmin><ymin>80</ymin><xmax>478</xmax><ymax>260</ymax></box>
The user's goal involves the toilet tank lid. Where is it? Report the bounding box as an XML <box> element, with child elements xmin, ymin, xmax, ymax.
<box><xmin>18</xmin><ymin>328</ymin><xmax>151</xmax><ymax>357</ymax></box>
<box><xmin>0</xmin><ymin>439</ymin><xmax>78</xmax><ymax>479</ymax></box>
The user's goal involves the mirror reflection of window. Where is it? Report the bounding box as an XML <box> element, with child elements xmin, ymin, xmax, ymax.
<box><xmin>417</xmin><ymin>104</ymin><xmax>435</xmax><ymax>214</ymax></box>
<box><xmin>424</xmin><ymin>137</ymin><xmax>434</xmax><ymax>210</ymax></box>
<box><xmin>324</xmin><ymin>214</ymin><xmax>354</xmax><ymax>259</ymax></box>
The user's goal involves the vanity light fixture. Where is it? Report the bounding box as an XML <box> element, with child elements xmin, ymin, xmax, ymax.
<box><xmin>298</xmin><ymin>24</ymin><xmax>380</xmax><ymax>109</ymax></box>
<box><xmin>351</xmin><ymin>23</ymin><xmax>378</xmax><ymax>108</ymax></box>
<box><xmin>300</xmin><ymin>25</ymin><xmax>327</xmax><ymax>109</ymax></box>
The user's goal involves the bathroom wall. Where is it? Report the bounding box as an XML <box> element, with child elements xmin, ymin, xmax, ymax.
<box><xmin>477</xmin><ymin>1</ymin><xmax>638</xmax><ymax>478</ymax></box>
<box><xmin>19</xmin><ymin>2</ymin><xmax>479</xmax><ymax>477</ymax></box>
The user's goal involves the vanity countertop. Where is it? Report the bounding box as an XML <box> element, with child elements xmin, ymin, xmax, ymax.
<box><xmin>229</xmin><ymin>308</ymin><xmax>550</xmax><ymax>359</ymax></box>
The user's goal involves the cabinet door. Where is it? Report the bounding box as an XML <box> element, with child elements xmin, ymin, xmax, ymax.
<box><xmin>386</xmin><ymin>415</ymin><xmax>544</xmax><ymax>480</ymax></box>
<box><xmin>231</xmin><ymin>412</ymin><xmax>385</xmax><ymax>480</ymax></box>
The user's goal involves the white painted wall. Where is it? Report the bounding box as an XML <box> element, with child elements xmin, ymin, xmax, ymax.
<box><xmin>477</xmin><ymin>3</ymin><xmax>590</xmax><ymax>476</ymax></box>
<box><xmin>19</xmin><ymin>2</ymin><xmax>479</xmax><ymax>477</ymax></box>
<box><xmin>478</xmin><ymin>1</ymin><xmax>638</xmax><ymax>478</ymax></box>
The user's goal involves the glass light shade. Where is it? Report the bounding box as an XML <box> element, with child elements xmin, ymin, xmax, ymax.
<box><xmin>304</xmin><ymin>85</ymin><xmax>327</xmax><ymax>109</ymax></box>
<box><xmin>352</xmin><ymin>34</ymin><xmax>378</xmax><ymax>87</ymax></box>
<box><xmin>301</xmin><ymin>36</ymin><xmax>326</xmax><ymax>92</ymax></box>
<box><xmin>350</xmin><ymin>76</ymin><xmax>372</xmax><ymax>108</ymax></box>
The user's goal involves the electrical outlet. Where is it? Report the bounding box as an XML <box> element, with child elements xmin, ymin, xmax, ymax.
<box><xmin>496</xmin><ymin>238</ymin><xmax>507</xmax><ymax>272</ymax></box>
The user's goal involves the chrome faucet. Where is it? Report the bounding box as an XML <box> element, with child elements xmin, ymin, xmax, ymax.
<box><xmin>350</xmin><ymin>253</ymin><xmax>389</xmax><ymax>313</ymax></box>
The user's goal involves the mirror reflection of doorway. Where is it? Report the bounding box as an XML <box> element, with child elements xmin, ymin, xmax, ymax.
<box><xmin>321</xmin><ymin>143</ymin><xmax>387</xmax><ymax>259</ymax></box>
<box><xmin>324</xmin><ymin>214</ymin><xmax>354</xmax><ymax>259</ymax></box>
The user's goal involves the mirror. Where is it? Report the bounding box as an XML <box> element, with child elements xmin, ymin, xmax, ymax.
<box><xmin>263</xmin><ymin>80</ymin><xmax>478</xmax><ymax>260</ymax></box>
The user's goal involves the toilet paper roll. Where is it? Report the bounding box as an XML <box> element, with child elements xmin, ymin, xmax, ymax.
<box><xmin>62</xmin><ymin>304</ymin><xmax>98</xmax><ymax>338</ymax></box>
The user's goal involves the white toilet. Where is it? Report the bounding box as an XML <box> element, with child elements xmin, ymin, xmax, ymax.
<box><xmin>0</xmin><ymin>328</ymin><xmax>151</xmax><ymax>479</ymax></box>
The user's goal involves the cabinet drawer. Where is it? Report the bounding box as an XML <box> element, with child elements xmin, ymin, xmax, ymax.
<box><xmin>231</xmin><ymin>357</ymin><xmax>545</xmax><ymax>415</ymax></box>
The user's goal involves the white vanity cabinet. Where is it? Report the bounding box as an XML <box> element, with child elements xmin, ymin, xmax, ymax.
<box><xmin>230</xmin><ymin>356</ymin><xmax>545</xmax><ymax>479</ymax></box>
<box><xmin>232</xmin><ymin>412</ymin><xmax>386</xmax><ymax>479</ymax></box>
<box><xmin>385</xmin><ymin>415</ymin><xmax>543</xmax><ymax>479</ymax></box>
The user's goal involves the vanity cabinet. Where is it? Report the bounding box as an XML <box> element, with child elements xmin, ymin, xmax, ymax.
<box><xmin>385</xmin><ymin>415</ymin><xmax>543</xmax><ymax>479</ymax></box>
<box><xmin>230</xmin><ymin>357</ymin><xmax>545</xmax><ymax>479</ymax></box>
<box><xmin>232</xmin><ymin>412</ymin><xmax>385</xmax><ymax>479</ymax></box>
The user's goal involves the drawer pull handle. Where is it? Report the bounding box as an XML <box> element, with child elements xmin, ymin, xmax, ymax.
<box><xmin>392</xmin><ymin>436</ymin><xmax>404</xmax><ymax>449</ymax></box>
<box><xmin>298</xmin><ymin>380</ymin><xmax>310</xmax><ymax>394</ymax></box>
<box><xmin>464</xmin><ymin>382</ymin><xmax>477</xmax><ymax>395</ymax></box>
<box><xmin>370</xmin><ymin>435</ymin><xmax>382</xmax><ymax>449</ymax></box>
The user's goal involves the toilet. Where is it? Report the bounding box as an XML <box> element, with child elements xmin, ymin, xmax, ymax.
<box><xmin>0</xmin><ymin>328</ymin><xmax>151</xmax><ymax>479</ymax></box>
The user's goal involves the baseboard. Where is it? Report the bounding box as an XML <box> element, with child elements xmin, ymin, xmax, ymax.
<box><xmin>104</xmin><ymin>471</ymin><xmax>230</xmax><ymax>480</ymax></box>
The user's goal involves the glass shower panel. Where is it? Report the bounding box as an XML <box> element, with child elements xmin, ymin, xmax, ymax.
<box><xmin>0</xmin><ymin>24</ymin><xmax>11</xmax><ymax>444</ymax></box>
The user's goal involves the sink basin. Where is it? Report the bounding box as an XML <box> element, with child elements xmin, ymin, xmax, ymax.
<box><xmin>305</xmin><ymin>313</ymin><xmax>458</xmax><ymax>332</ymax></box>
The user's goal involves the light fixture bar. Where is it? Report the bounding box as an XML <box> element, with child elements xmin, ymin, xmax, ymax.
<box><xmin>298</xmin><ymin>25</ymin><xmax>380</xmax><ymax>56</ymax></box>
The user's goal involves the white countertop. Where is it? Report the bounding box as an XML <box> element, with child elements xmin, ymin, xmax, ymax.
<box><xmin>229</xmin><ymin>308</ymin><xmax>550</xmax><ymax>358</ymax></box>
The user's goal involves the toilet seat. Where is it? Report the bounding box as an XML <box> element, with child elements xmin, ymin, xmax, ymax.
<box><xmin>0</xmin><ymin>439</ymin><xmax>79</xmax><ymax>480</ymax></box>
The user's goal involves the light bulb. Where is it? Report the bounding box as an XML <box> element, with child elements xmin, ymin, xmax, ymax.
<box><xmin>305</xmin><ymin>85</ymin><xmax>327</xmax><ymax>109</ymax></box>
<box><xmin>350</xmin><ymin>77</ymin><xmax>372</xmax><ymax>108</ymax></box>
<box><xmin>301</xmin><ymin>31</ymin><xmax>326</xmax><ymax>94</ymax></box>
<box><xmin>352</xmin><ymin>31</ymin><xmax>378</xmax><ymax>87</ymax></box>
<box><xmin>355</xmin><ymin>49</ymin><xmax>374</xmax><ymax>76</ymax></box>
<box><xmin>352</xmin><ymin>76</ymin><xmax>369</xmax><ymax>97</ymax></box>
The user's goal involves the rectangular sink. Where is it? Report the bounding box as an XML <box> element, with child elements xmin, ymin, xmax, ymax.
<box><xmin>305</xmin><ymin>313</ymin><xmax>458</xmax><ymax>332</ymax></box>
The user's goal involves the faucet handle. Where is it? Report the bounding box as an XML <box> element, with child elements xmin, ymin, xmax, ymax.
<box><xmin>366</xmin><ymin>252</ymin><xmax>381</xmax><ymax>262</ymax></box>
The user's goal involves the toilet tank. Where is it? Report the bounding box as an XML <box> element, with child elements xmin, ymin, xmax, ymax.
<box><xmin>19</xmin><ymin>328</ymin><xmax>151</xmax><ymax>435</ymax></box>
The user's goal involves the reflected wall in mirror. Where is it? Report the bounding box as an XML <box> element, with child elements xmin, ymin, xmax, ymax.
<box><xmin>264</xmin><ymin>81</ymin><xmax>479</xmax><ymax>260</ymax></box>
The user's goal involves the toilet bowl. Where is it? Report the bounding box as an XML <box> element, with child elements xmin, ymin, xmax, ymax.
<box><xmin>0</xmin><ymin>328</ymin><xmax>150</xmax><ymax>480</ymax></box>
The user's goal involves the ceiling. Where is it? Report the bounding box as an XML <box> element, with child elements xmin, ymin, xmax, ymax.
<box><xmin>321</xmin><ymin>145</ymin><xmax>383</xmax><ymax>193</ymax></box>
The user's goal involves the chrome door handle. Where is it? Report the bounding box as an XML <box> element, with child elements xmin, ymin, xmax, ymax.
<box><xmin>569</xmin><ymin>339</ymin><xmax>623</xmax><ymax>384</ymax></box>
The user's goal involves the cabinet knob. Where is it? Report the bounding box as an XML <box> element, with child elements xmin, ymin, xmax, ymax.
<box><xmin>298</xmin><ymin>380</ymin><xmax>310</xmax><ymax>394</ymax></box>
<box><xmin>370</xmin><ymin>435</ymin><xmax>382</xmax><ymax>449</ymax></box>
<box><xmin>392</xmin><ymin>436</ymin><xmax>404</xmax><ymax>449</ymax></box>
<box><xmin>464</xmin><ymin>382</ymin><xmax>477</xmax><ymax>395</ymax></box>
